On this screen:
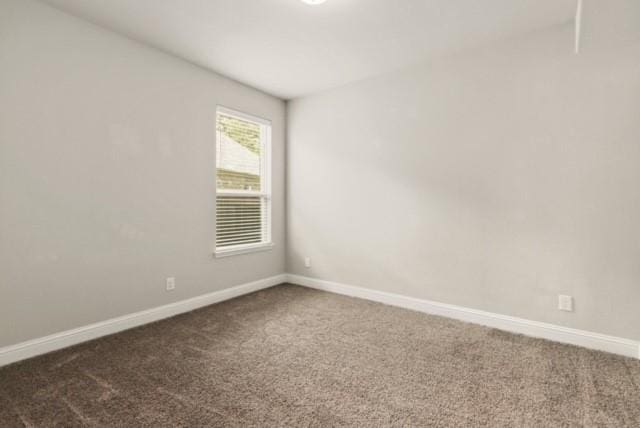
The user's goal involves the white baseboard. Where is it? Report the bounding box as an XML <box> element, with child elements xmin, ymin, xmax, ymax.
<box><xmin>286</xmin><ymin>274</ymin><xmax>640</xmax><ymax>360</ymax></box>
<box><xmin>0</xmin><ymin>274</ymin><xmax>287</xmax><ymax>367</ymax></box>
<box><xmin>2</xmin><ymin>273</ymin><xmax>637</xmax><ymax>367</ymax></box>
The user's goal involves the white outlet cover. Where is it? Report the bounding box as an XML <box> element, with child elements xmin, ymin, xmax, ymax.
<box><xmin>166</xmin><ymin>277</ymin><xmax>176</xmax><ymax>291</ymax></box>
<box><xmin>558</xmin><ymin>295</ymin><xmax>573</xmax><ymax>312</ymax></box>
<box><xmin>304</xmin><ymin>257</ymin><xmax>311</xmax><ymax>268</ymax></box>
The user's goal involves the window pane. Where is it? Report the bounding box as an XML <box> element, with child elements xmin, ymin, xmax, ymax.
<box><xmin>215</xmin><ymin>108</ymin><xmax>270</xmax><ymax>252</ymax></box>
<box><xmin>216</xmin><ymin>113</ymin><xmax>262</xmax><ymax>192</ymax></box>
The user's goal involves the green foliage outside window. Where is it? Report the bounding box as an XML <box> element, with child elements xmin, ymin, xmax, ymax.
<box><xmin>217</xmin><ymin>114</ymin><xmax>261</xmax><ymax>155</ymax></box>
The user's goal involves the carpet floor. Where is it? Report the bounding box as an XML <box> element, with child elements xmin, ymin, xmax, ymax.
<box><xmin>1</xmin><ymin>284</ymin><xmax>639</xmax><ymax>427</ymax></box>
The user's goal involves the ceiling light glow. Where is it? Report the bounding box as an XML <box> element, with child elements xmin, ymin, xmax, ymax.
<box><xmin>301</xmin><ymin>0</ymin><xmax>327</xmax><ymax>5</ymax></box>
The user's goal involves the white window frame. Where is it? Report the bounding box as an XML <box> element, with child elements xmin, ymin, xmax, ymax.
<box><xmin>214</xmin><ymin>106</ymin><xmax>273</xmax><ymax>257</ymax></box>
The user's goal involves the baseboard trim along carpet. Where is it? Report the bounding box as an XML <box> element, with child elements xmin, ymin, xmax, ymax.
<box><xmin>0</xmin><ymin>274</ymin><xmax>287</xmax><ymax>367</ymax></box>
<box><xmin>286</xmin><ymin>274</ymin><xmax>640</xmax><ymax>360</ymax></box>
<box><xmin>2</xmin><ymin>273</ymin><xmax>638</xmax><ymax>367</ymax></box>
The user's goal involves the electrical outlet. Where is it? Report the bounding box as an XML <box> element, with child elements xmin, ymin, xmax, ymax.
<box><xmin>304</xmin><ymin>257</ymin><xmax>311</xmax><ymax>268</ymax></box>
<box><xmin>558</xmin><ymin>295</ymin><xmax>573</xmax><ymax>312</ymax></box>
<box><xmin>166</xmin><ymin>277</ymin><xmax>176</xmax><ymax>291</ymax></box>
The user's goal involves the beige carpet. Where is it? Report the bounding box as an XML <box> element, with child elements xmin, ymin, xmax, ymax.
<box><xmin>1</xmin><ymin>284</ymin><xmax>639</xmax><ymax>427</ymax></box>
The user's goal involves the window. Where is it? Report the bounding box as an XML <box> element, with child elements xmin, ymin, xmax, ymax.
<box><xmin>215</xmin><ymin>107</ymin><xmax>272</xmax><ymax>256</ymax></box>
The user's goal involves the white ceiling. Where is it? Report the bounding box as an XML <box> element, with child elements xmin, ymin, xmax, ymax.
<box><xmin>41</xmin><ymin>0</ymin><xmax>579</xmax><ymax>99</ymax></box>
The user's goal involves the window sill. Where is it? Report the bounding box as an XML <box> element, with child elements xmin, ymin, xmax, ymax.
<box><xmin>214</xmin><ymin>242</ymin><xmax>274</xmax><ymax>258</ymax></box>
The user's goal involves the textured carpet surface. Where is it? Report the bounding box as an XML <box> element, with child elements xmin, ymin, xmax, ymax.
<box><xmin>1</xmin><ymin>284</ymin><xmax>639</xmax><ymax>427</ymax></box>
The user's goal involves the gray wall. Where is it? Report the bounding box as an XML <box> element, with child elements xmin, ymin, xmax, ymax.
<box><xmin>0</xmin><ymin>0</ymin><xmax>285</xmax><ymax>347</ymax></box>
<box><xmin>287</xmin><ymin>25</ymin><xmax>640</xmax><ymax>340</ymax></box>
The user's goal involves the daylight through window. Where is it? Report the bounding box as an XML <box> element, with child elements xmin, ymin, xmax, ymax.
<box><xmin>215</xmin><ymin>107</ymin><xmax>271</xmax><ymax>255</ymax></box>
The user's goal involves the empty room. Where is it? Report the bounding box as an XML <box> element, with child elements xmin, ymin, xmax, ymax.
<box><xmin>1</xmin><ymin>0</ymin><xmax>639</xmax><ymax>426</ymax></box>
